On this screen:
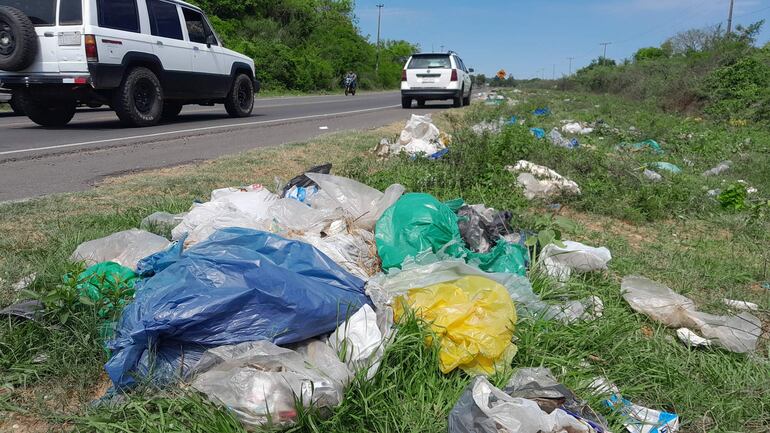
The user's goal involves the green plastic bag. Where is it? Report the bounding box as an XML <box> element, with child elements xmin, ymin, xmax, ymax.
<box><xmin>375</xmin><ymin>193</ymin><xmax>527</xmax><ymax>276</ymax></box>
<box><xmin>76</xmin><ymin>261</ymin><xmax>137</xmax><ymax>318</ymax></box>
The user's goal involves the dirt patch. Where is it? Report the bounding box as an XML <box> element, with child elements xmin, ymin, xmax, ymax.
<box><xmin>560</xmin><ymin>208</ymin><xmax>654</xmax><ymax>250</ymax></box>
<box><xmin>0</xmin><ymin>414</ymin><xmax>60</xmax><ymax>433</ymax></box>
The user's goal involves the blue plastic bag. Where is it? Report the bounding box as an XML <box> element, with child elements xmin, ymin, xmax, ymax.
<box><xmin>105</xmin><ymin>228</ymin><xmax>370</xmax><ymax>389</ymax></box>
<box><xmin>533</xmin><ymin>108</ymin><xmax>551</xmax><ymax>116</ymax></box>
<box><xmin>530</xmin><ymin>128</ymin><xmax>545</xmax><ymax>139</ymax></box>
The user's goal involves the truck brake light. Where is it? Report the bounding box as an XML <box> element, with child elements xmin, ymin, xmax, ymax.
<box><xmin>450</xmin><ymin>69</ymin><xmax>458</xmax><ymax>81</ymax></box>
<box><xmin>84</xmin><ymin>35</ymin><xmax>98</xmax><ymax>63</ymax></box>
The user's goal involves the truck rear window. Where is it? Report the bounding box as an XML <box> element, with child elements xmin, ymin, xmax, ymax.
<box><xmin>0</xmin><ymin>0</ymin><xmax>56</xmax><ymax>26</ymax></box>
<box><xmin>408</xmin><ymin>55</ymin><xmax>451</xmax><ymax>69</ymax></box>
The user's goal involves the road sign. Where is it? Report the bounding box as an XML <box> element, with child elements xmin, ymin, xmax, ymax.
<box><xmin>496</xmin><ymin>69</ymin><xmax>507</xmax><ymax>80</ymax></box>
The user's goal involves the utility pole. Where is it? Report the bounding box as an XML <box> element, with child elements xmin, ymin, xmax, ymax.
<box><xmin>727</xmin><ymin>0</ymin><xmax>735</xmax><ymax>34</ymax></box>
<box><xmin>567</xmin><ymin>57</ymin><xmax>575</xmax><ymax>75</ymax></box>
<box><xmin>599</xmin><ymin>42</ymin><xmax>611</xmax><ymax>59</ymax></box>
<box><xmin>375</xmin><ymin>4</ymin><xmax>384</xmax><ymax>72</ymax></box>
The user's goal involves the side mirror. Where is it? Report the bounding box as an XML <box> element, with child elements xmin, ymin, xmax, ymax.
<box><xmin>206</xmin><ymin>34</ymin><xmax>216</xmax><ymax>47</ymax></box>
<box><xmin>469</xmin><ymin>68</ymin><xmax>475</xmax><ymax>73</ymax></box>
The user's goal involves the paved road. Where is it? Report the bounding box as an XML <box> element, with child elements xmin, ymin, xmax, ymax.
<box><xmin>0</xmin><ymin>91</ymin><xmax>448</xmax><ymax>202</ymax></box>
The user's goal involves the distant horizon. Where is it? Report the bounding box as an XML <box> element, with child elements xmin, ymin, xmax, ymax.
<box><xmin>355</xmin><ymin>0</ymin><xmax>770</xmax><ymax>79</ymax></box>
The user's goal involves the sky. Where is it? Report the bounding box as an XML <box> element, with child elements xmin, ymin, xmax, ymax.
<box><xmin>355</xmin><ymin>0</ymin><xmax>770</xmax><ymax>78</ymax></box>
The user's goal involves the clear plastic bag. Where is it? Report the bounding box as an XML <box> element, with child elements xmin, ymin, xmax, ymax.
<box><xmin>540</xmin><ymin>241</ymin><xmax>612</xmax><ymax>281</ymax></box>
<box><xmin>328</xmin><ymin>304</ymin><xmax>389</xmax><ymax>380</ymax></box>
<box><xmin>70</xmin><ymin>229</ymin><xmax>170</xmax><ymax>270</ymax></box>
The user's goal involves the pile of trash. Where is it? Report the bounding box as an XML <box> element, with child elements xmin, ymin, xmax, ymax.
<box><xmin>507</xmin><ymin>160</ymin><xmax>581</xmax><ymax>200</ymax></box>
<box><xmin>375</xmin><ymin>114</ymin><xmax>451</xmax><ymax>159</ymax></box>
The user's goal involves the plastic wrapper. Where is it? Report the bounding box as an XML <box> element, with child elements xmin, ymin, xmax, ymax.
<box><xmin>457</xmin><ymin>204</ymin><xmax>513</xmax><ymax>253</ymax></box>
<box><xmin>562</xmin><ymin>122</ymin><xmax>593</xmax><ymax>135</ymax></box>
<box><xmin>648</xmin><ymin>162</ymin><xmax>681</xmax><ymax>174</ymax></box>
<box><xmin>268</xmin><ymin>197</ymin><xmax>344</xmax><ymax>234</ymax></box>
<box><xmin>548</xmin><ymin>128</ymin><xmax>579</xmax><ymax>149</ymax></box>
<box><xmin>540</xmin><ymin>241</ymin><xmax>612</xmax><ymax>281</ymax></box>
<box><xmin>105</xmin><ymin>228</ymin><xmax>370</xmax><ymax>389</ymax></box>
<box><xmin>70</xmin><ymin>229</ymin><xmax>170</xmax><ymax>270</ymax></box>
<box><xmin>190</xmin><ymin>340</ymin><xmax>349</xmax><ymax>428</ymax></box>
<box><xmin>394</xmin><ymin>276</ymin><xmax>518</xmax><ymax>375</ymax></box>
<box><xmin>589</xmin><ymin>377</ymin><xmax>679</xmax><ymax>433</ymax></box>
<box><xmin>702</xmin><ymin>160</ymin><xmax>732</xmax><ymax>177</ymax></box>
<box><xmin>280</xmin><ymin>163</ymin><xmax>332</xmax><ymax>197</ymax></box>
<box><xmin>210</xmin><ymin>184</ymin><xmax>278</xmax><ymax>220</ymax></box>
<box><xmin>172</xmin><ymin>201</ymin><xmax>239</xmax><ymax>241</ymax></box>
<box><xmin>299</xmin><ymin>228</ymin><xmax>377</xmax><ymax>280</ymax></box>
<box><xmin>506</xmin><ymin>161</ymin><xmax>581</xmax><ymax>200</ymax></box>
<box><xmin>448</xmin><ymin>376</ymin><xmax>596</xmax><ymax>433</ymax></box>
<box><xmin>328</xmin><ymin>304</ymin><xmax>389</xmax><ymax>380</ymax></box>
<box><xmin>375</xmin><ymin>193</ymin><xmax>528</xmax><ymax>276</ymax></box>
<box><xmin>304</xmin><ymin>173</ymin><xmax>405</xmax><ymax>231</ymax></box>
<box><xmin>621</xmin><ymin>275</ymin><xmax>761</xmax><ymax>353</ymax></box>
<box><xmin>643</xmin><ymin>169</ymin><xmax>662</xmax><ymax>182</ymax></box>
<box><xmin>366</xmin><ymin>255</ymin><xmax>549</xmax><ymax>316</ymax></box>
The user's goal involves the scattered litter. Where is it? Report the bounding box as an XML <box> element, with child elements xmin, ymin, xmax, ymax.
<box><xmin>618</xmin><ymin>139</ymin><xmax>663</xmax><ymax>154</ymax></box>
<box><xmin>621</xmin><ymin>275</ymin><xmax>762</xmax><ymax>353</ymax></box>
<box><xmin>554</xmin><ymin>296</ymin><xmax>604</xmax><ymax>323</ymax></box>
<box><xmin>75</xmin><ymin>262</ymin><xmax>137</xmax><ymax>318</ymax></box>
<box><xmin>210</xmin><ymin>184</ymin><xmax>278</xmax><ymax>219</ymax></box>
<box><xmin>140</xmin><ymin>211</ymin><xmax>186</xmax><ymax>231</ymax></box>
<box><xmin>530</xmin><ymin>128</ymin><xmax>545</xmax><ymax>139</ymax></box>
<box><xmin>0</xmin><ymin>300</ymin><xmax>44</xmax><ymax>321</ymax></box>
<box><xmin>589</xmin><ymin>377</ymin><xmax>680</xmax><ymax>433</ymax></box>
<box><xmin>562</xmin><ymin>122</ymin><xmax>593</xmax><ymax>135</ymax></box>
<box><xmin>328</xmin><ymin>304</ymin><xmax>390</xmax><ymax>380</ymax></box>
<box><xmin>448</xmin><ymin>376</ymin><xmax>599</xmax><ymax>433</ymax></box>
<box><xmin>506</xmin><ymin>160</ymin><xmax>581</xmax><ymax>200</ymax></box>
<box><xmin>649</xmin><ymin>162</ymin><xmax>681</xmax><ymax>174</ymax></box>
<box><xmin>395</xmin><ymin>114</ymin><xmax>450</xmax><ymax>156</ymax></box>
<box><xmin>70</xmin><ymin>229</ymin><xmax>171</xmax><ymax>270</ymax></box>
<box><xmin>540</xmin><ymin>241</ymin><xmax>612</xmax><ymax>281</ymax></box>
<box><xmin>702</xmin><ymin>160</ymin><xmax>733</xmax><ymax>177</ymax></box>
<box><xmin>300</xmin><ymin>225</ymin><xmax>377</xmax><ymax>280</ymax></box>
<box><xmin>472</xmin><ymin>118</ymin><xmax>504</xmax><ymax>135</ymax></box>
<box><xmin>548</xmin><ymin>128</ymin><xmax>579</xmax><ymax>149</ymax></box>
<box><xmin>11</xmin><ymin>273</ymin><xmax>37</xmax><ymax>292</ymax></box>
<box><xmin>484</xmin><ymin>94</ymin><xmax>506</xmax><ymax>105</ymax></box>
<box><xmin>375</xmin><ymin>193</ymin><xmax>528</xmax><ymax>275</ymax></box>
<box><xmin>105</xmin><ymin>228</ymin><xmax>371</xmax><ymax>389</ymax></box>
<box><xmin>457</xmin><ymin>203</ymin><xmax>513</xmax><ymax>253</ymax></box>
<box><xmin>319</xmin><ymin>126</ymin><xmax>329</xmax><ymax>130</ymax></box>
<box><xmin>707</xmin><ymin>189</ymin><xmax>721</xmax><ymax>197</ymax></box>
<box><xmin>722</xmin><ymin>299</ymin><xmax>759</xmax><ymax>311</ymax></box>
<box><xmin>394</xmin><ymin>276</ymin><xmax>518</xmax><ymax>375</ymax></box>
<box><xmin>280</xmin><ymin>163</ymin><xmax>331</xmax><ymax>198</ymax></box>
<box><xmin>677</xmin><ymin>328</ymin><xmax>711</xmax><ymax>348</ymax></box>
<box><xmin>534</xmin><ymin>107</ymin><xmax>551</xmax><ymax>116</ymax></box>
<box><xmin>190</xmin><ymin>339</ymin><xmax>349</xmax><ymax>427</ymax></box>
<box><xmin>643</xmin><ymin>169</ymin><xmax>662</xmax><ymax>182</ymax></box>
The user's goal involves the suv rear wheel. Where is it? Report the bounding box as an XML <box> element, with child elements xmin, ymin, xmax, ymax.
<box><xmin>401</xmin><ymin>97</ymin><xmax>412</xmax><ymax>109</ymax></box>
<box><xmin>161</xmin><ymin>102</ymin><xmax>184</xmax><ymax>121</ymax></box>
<box><xmin>113</xmin><ymin>67</ymin><xmax>164</xmax><ymax>127</ymax></box>
<box><xmin>463</xmin><ymin>87</ymin><xmax>472</xmax><ymax>106</ymax></box>
<box><xmin>16</xmin><ymin>90</ymin><xmax>76</xmax><ymax>127</ymax></box>
<box><xmin>452</xmin><ymin>87</ymin><xmax>463</xmax><ymax>108</ymax></box>
<box><xmin>224</xmin><ymin>74</ymin><xmax>254</xmax><ymax>118</ymax></box>
<box><xmin>8</xmin><ymin>95</ymin><xmax>23</xmax><ymax>115</ymax></box>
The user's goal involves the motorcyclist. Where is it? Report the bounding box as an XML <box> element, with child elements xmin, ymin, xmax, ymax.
<box><xmin>344</xmin><ymin>71</ymin><xmax>358</xmax><ymax>89</ymax></box>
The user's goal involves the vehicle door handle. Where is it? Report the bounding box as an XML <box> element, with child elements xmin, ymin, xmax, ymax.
<box><xmin>44</xmin><ymin>32</ymin><xmax>54</xmax><ymax>37</ymax></box>
<box><xmin>156</xmin><ymin>40</ymin><xmax>164</xmax><ymax>46</ymax></box>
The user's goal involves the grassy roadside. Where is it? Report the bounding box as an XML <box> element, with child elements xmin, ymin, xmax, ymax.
<box><xmin>2</xmin><ymin>90</ymin><xmax>769</xmax><ymax>432</ymax></box>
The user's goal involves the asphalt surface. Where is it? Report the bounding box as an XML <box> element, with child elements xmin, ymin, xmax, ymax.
<box><xmin>0</xmin><ymin>91</ymin><xmax>448</xmax><ymax>202</ymax></box>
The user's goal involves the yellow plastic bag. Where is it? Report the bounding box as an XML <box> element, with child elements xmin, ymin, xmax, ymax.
<box><xmin>394</xmin><ymin>276</ymin><xmax>517</xmax><ymax>375</ymax></box>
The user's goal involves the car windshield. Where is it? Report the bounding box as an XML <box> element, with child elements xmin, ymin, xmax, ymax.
<box><xmin>408</xmin><ymin>55</ymin><xmax>451</xmax><ymax>69</ymax></box>
<box><xmin>0</xmin><ymin>0</ymin><xmax>56</xmax><ymax>26</ymax></box>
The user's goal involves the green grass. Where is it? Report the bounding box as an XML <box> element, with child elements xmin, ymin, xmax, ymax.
<box><xmin>1</xmin><ymin>89</ymin><xmax>769</xmax><ymax>432</ymax></box>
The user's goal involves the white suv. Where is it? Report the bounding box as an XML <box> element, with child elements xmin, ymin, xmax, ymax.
<box><xmin>0</xmin><ymin>0</ymin><xmax>258</xmax><ymax>127</ymax></box>
<box><xmin>401</xmin><ymin>52</ymin><xmax>473</xmax><ymax>109</ymax></box>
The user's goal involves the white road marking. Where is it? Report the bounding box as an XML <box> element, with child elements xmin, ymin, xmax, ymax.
<box><xmin>0</xmin><ymin>104</ymin><xmax>400</xmax><ymax>156</ymax></box>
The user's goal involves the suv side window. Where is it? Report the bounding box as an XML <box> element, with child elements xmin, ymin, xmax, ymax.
<box><xmin>147</xmin><ymin>0</ymin><xmax>183</xmax><ymax>40</ymax></box>
<box><xmin>59</xmin><ymin>0</ymin><xmax>83</xmax><ymax>25</ymax></box>
<box><xmin>182</xmin><ymin>8</ymin><xmax>217</xmax><ymax>45</ymax></box>
<box><xmin>97</xmin><ymin>0</ymin><xmax>140</xmax><ymax>33</ymax></box>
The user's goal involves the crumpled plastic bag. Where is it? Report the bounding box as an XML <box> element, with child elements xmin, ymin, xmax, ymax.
<box><xmin>304</xmin><ymin>173</ymin><xmax>405</xmax><ymax>231</ymax></box>
<box><xmin>70</xmin><ymin>229</ymin><xmax>170</xmax><ymax>270</ymax></box>
<box><xmin>268</xmin><ymin>197</ymin><xmax>344</xmax><ymax>234</ymax></box>
<box><xmin>140</xmin><ymin>211</ymin><xmax>186</xmax><ymax>231</ymax></box>
<box><xmin>299</xmin><ymin>228</ymin><xmax>377</xmax><ymax>280</ymax></box>
<box><xmin>280</xmin><ymin>163</ymin><xmax>332</xmax><ymax>197</ymax></box>
<box><xmin>448</xmin><ymin>376</ymin><xmax>595</xmax><ymax>433</ymax></box>
<box><xmin>562</xmin><ymin>122</ymin><xmax>593</xmax><ymax>135</ymax></box>
<box><xmin>210</xmin><ymin>184</ymin><xmax>278</xmax><ymax>219</ymax></box>
<box><xmin>457</xmin><ymin>204</ymin><xmax>513</xmax><ymax>253</ymax></box>
<box><xmin>472</xmin><ymin>118</ymin><xmax>504</xmax><ymax>135</ymax></box>
<box><xmin>549</xmin><ymin>128</ymin><xmax>579</xmax><ymax>149</ymax></box>
<box><xmin>74</xmin><ymin>262</ymin><xmax>137</xmax><ymax>318</ymax></box>
<box><xmin>397</xmin><ymin>114</ymin><xmax>448</xmax><ymax>155</ymax></box>
<box><xmin>540</xmin><ymin>241</ymin><xmax>612</xmax><ymax>281</ymax></box>
<box><xmin>394</xmin><ymin>276</ymin><xmax>518</xmax><ymax>375</ymax></box>
<box><xmin>506</xmin><ymin>161</ymin><xmax>581</xmax><ymax>200</ymax></box>
<box><xmin>190</xmin><ymin>339</ymin><xmax>350</xmax><ymax>428</ymax></box>
<box><xmin>621</xmin><ymin>275</ymin><xmax>761</xmax><ymax>353</ymax></box>
<box><xmin>328</xmin><ymin>304</ymin><xmax>390</xmax><ymax>380</ymax></box>
<box><xmin>702</xmin><ymin>160</ymin><xmax>732</xmax><ymax>177</ymax></box>
<box><xmin>589</xmin><ymin>377</ymin><xmax>679</xmax><ymax>433</ymax></box>
<box><xmin>375</xmin><ymin>193</ymin><xmax>528</xmax><ymax>276</ymax></box>
<box><xmin>105</xmin><ymin>228</ymin><xmax>370</xmax><ymax>389</ymax></box>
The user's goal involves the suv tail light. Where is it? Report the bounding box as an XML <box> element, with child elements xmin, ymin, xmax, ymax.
<box><xmin>401</xmin><ymin>69</ymin><xmax>407</xmax><ymax>81</ymax></box>
<box><xmin>84</xmin><ymin>35</ymin><xmax>98</xmax><ymax>63</ymax></box>
<box><xmin>450</xmin><ymin>69</ymin><xmax>458</xmax><ymax>81</ymax></box>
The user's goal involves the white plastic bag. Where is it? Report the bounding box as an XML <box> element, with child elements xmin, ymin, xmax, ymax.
<box><xmin>305</xmin><ymin>173</ymin><xmax>404</xmax><ymax>231</ymax></box>
<box><xmin>190</xmin><ymin>340</ymin><xmax>349</xmax><ymax>428</ymax></box>
<box><xmin>184</xmin><ymin>211</ymin><xmax>271</xmax><ymax>246</ymax></box>
<box><xmin>561</xmin><ymin>122</ymin><xmax>593</xmax><ymax>135</ymax></box>
<box><xmin>397</xmin><ymin>114</ymin><xmax>446</xmax><ymax>155</ymax></box>
<box><xmin>172</xmin><ymin>201</ymin><xmax>237</xmax><ymax>241</ymax></box>
<box><xmin>328</xmin><ymin>304</ymin><xmax>388</xmax><ymax>380</ymax></box>
<box><xmin>210</xmin><ymin>184</ymin><xmax>278</xmax><ymax>220</ymax></box>
<box><xmin>621</xmin><ymin>275</ymin><xmax>762</xmax><ymax>353</ymax></box>
<box><xmin>540</xmin><ymin>241</ymin><xmax>612</xmax><ymax>281</ymax></box>
<box><xmin>70</xmin><ymin>229</ymin><xmax>170</xmax><ymax>270</ymax></box>
<box><xmin>507</xmin><ymin>160</ymin><xmax>581</xmax><ymax>200</ymax></box>
<box><xmin>299</xmin><ymin>228</ymin><xmax>377</xmax><ymax>280</ymax></box>
<box><xmin>268</xmin><ymin>197</ymin><xmax>344</xmax><ymax>234</ymax></box>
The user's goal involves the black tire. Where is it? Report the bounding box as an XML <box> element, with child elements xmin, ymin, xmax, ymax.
<box><xmin>8</xmin><ymin>95</ymin><xmax>23</xmax><ymax>115</ymax></box>
<box><xmin>0</xmin><ymin>6</ymin><xmax>37</xmax><ymax>72</ymax></box>
<box><xmin>225</xmin><ymin>74</ymin><xmax>254</xmax><ymax>118</ymax></box>
<box><xmin>113</xmin><ymin>67</ymin><xmax>164</xmax><ymax>127</ymax></box>
<box><xmin>417</xmin><ymin>99</ymin><xmax>426</xmax><ymax>108</ymax></box>
<box><xmin>161</xmin><ymin>102</ymin><xmax>183</xmax><ymax>121</ymax></box>
<box><xmin>452</xmin><ymin>88</ymin><xmax>463</xmax><ymax>108</ymax></box>
<box><xmin>401</xmin><ymin>97</ymin><xmax>412</xmax><ymax>109</ymax></box>
<box><xmin>16</xmin><ymin>90</ymin><xmax>76</xmax><ymax>127</ymax></box>
<box><xmin>463</xmin><ymin>87</ymin><xmax>472</xmax><ymax>106</ymax></box>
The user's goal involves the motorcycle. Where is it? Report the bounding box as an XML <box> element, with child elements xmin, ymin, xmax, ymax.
<box><xmin>344</xmin><ymin>77</ymin><xmax>357</xmax><ymax>96</ymax></box>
